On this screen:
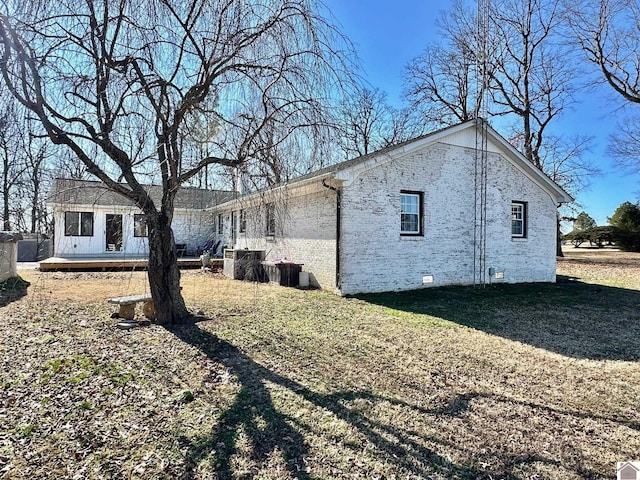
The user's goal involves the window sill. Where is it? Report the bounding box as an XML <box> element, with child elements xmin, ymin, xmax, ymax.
<box><xmin>400</xmin><ymin>235</ymin><xmax>425</xmax><ymax>241</ymax></box>
<box><xmin>511</xmin><ymin>237</ymin><xmax>528</xmax><ymax>242</ymax></box>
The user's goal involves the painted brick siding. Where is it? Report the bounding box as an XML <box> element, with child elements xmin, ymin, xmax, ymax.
<box><xmin>172</xmin><ymin>210</ymin><xmax>216</xmax><ymax>252</ymax></box>
<box><xmin>338</xmin><ymin>141</ymin><xmax>558</xmax><ymax>295</ymax></box>
<box><xmin>221</xmin><ymin>184</ymin><xmax>338</xmax><ymax>289</ymax></box>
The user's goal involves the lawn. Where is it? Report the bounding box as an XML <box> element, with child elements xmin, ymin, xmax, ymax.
<box><xmin>1</xmin><ymin>248</ymin><xmax>639</xmax><ymax>479</ymax></box>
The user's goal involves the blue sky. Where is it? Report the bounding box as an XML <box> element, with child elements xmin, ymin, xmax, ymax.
<box><xmin>324</xmin><ymin>0</ymin><xmax>639</xmax><ymax>226</ymax></box>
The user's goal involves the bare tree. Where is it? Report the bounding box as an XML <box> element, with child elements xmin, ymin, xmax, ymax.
<box><xmin>0</xmin><ymin>0</ymin><xmax>354</xmax><ymax>324</ymax></box>
<box><xmin>0</xmin><ymin>87</ymin><xmax>55</xmax><ymax>233</ymax></box>
<box><xmin>491</xmin><ymin>0</ymin><xmax>597</xmax><ymax>257</ymax></box>
<box><xmin>384</xmin><ymin>106</ymin><xmax>425</xmax><ymax>147</ymax></box>
<box><xmin>405</xmin><ymin>0</ymin><xmax>576</xmax><ymax>164</ymax></box>
<box><xmin>338</xmin><ymin>86</ymin><xmax>423</xmax><ymax>160</ymax></box>
<box><xmin>0</xmin><ymin>94</ymin><xmax>27</xmax><ymax>231</ymax></box>
<box><xmin>404</xmin><ymin>45</ymin><xmax>477</xmax><ymax>126</ymax></box>
<box><xmin>407</xmin><ymin>0</ymin><xmax>580</xmax><ymax>167</ymax></box>
<box><xmin>227</xmin><ymin>103</ymin><xmax>338</xmax><ymax>190</ymax></box>
<box><xmin>568</xmin><ymin>0</ymin><xmax>640</xmax><ymax>172</ymax></box>
<box><xmin>404</xmin><ymin>0</ymin><xmax>497</xmax><ymax>128</ymax></box>
<box><xmin>339</xmin><ymin>87</ymin><xmax>392</xmax><ymax>158</ymax></box>
<box><xmin>609</xmin><ymin>116</ymin><xmax>640</xmax><ymax>174</ymax></box>
<box><xmin>405</xmin><ymin>0</ymin><xmax>593</xmax><ymax>256</ymax></box>
<box><xmin>509</xmin><ymin>130</ymin><xmax>597</xmax><ymax>196</ymax></box>
<box><xmin>488</xmin><ymin>0</ymin><xmax>578</xmax><ymax>169</ymax></box>
<box><xmin>23</xmin><ymin>131</ymin><xmax>53</xmax><ymax>234</ymax></box>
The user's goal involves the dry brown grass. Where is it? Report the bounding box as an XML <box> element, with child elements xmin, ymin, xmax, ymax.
<box><xmin>1</xmin><ymin>252</ymin><xmax>640</xmax><ymax>479</ymax></box>
<box><xmin>558</xmin><ymin>245</ymin><xmax>640</xmax><ymax>288</ymax></box>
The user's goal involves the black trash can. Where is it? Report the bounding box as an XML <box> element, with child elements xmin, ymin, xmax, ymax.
<box><xmin>261</xmin><ymin>261</ymin><xmax>303</xmax><ymax>287</ymax></box>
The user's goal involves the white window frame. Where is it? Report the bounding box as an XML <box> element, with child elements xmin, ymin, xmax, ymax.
<box><xmin>511</xmin><ymin>201</ymin><xmax>527</xmax><ymax>238</ymax></box>
<box><xmin>400</xmin><ymin>191</ymin><xmax>423</xmax><ymax>236</ymax></box>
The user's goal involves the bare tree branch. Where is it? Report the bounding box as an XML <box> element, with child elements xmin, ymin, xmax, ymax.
<box><xmin>0</xmin><ymin>0</ymin><xmax>356</xmax><ymax>323</ymax></box>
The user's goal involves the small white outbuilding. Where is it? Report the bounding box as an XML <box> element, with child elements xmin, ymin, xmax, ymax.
<box><xmin>47</xmin><ymin>179</ymin><xmax>233</xmax><ymax>258</ymax></box>
<box><xmin>0</xmin><ymin>232</ymin><xmax>23</xmax><ymax>283</ymax></box>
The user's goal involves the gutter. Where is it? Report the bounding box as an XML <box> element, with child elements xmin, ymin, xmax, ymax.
<box><xmin>322</xmin><ymin>179</ymin><xmax>341</xmax><ymax>290</ymax></box>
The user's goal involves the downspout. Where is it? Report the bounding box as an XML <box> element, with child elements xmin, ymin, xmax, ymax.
<box><xmin>322</xmin><ymin>179</ymin><xmax>341</xmax><ymax>290</ymax></box>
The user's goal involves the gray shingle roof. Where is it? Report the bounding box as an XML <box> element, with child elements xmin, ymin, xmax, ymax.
<box><xmin>48</xmin><ymin>179</ymin><xmax>234</xmax><ymax>210</ymax></box>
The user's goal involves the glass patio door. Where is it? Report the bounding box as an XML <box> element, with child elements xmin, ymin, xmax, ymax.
<box><xmin>105</xmin><ymin>214</ymin><xmax>123</xmax><ymax>252</ymax></box>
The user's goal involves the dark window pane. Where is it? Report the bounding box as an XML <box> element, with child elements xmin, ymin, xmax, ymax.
<box><xmin>80</xmin><ymin>212</ymin><xmax>93</xmax><ymax>236</ymax></box>
<box><xmin>134</xmin><ymin>214</ymin><xmax>148</xmax><ymax>237</ymax></box>
<box><xmin>65</xmin><ymin>212</ymin><xmax>79</xmax><ymax>236</ymax></box>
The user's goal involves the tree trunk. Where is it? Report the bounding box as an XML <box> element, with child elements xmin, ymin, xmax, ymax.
<box><xmin>147</xmin><ymin>213</ymin><xmax>190</xmax><ymax>325</ymax></box>
<box><xmin>556</xmin><ymin>215</ymin><xmax>564</xmax><ymax>257</ymax></box>
<box><xmin>2</xmin><ymin>159</ymin><xmax>10</xmax><ymax>231</ymax></box>
<box><xmin>2</xmin><ymin>191</ymin><xmax>10</xmax><ymax>231</ymax></box>
<box><xmin>30</xmin><ymin>176</ymin><xmax>40</xmax><ymax>233</ymax></box>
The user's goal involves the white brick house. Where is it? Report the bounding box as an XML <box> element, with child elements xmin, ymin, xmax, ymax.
<box><xmin>47</xmin><ymin>179</ymin><xmax>232</xmax><ymax>258</ymax></box>
<box><xmin>214</xmin><ymin>120</ymin><xmax>572</xmax><ymax>295</ymax></box>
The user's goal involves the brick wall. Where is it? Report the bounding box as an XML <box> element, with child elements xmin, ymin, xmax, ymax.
<box><xmin>219</xmin><ymin>183</ymin><xmax>338</xmax><ymax>289</ymax></box>
<box><xmin>338</xmin><ymin>141</ymin><xmax>558</xmax><ymax>295</ymax></box>
<box><xmin>172</xmin><ymin>210</ymin><xmax>216</xmax><ymax>252</ymax></box>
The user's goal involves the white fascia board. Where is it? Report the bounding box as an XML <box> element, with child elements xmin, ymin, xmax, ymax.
<box><xmin>207</xmin><ymin>172</ymin><xmax>337</xmax><ymax>212</ymax></box>
<box><xmin>48</xmin><ymin>202</ymin><xmax>142</xmax><ymax>212</ymax></box>
<box><xmin>333</xmin><ymin>123</ymin><xmax>472</xmax><ymax>184</ymax></box>
<box><xmin>49</xmin><ymin>202</ymin><xmax>117</xmax><ymax>210</ymax></box>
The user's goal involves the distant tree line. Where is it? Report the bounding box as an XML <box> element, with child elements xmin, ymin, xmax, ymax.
<box><xmin>563</xmin><ymin>202</ymin><xmax>640</xmax><ymax>251</ymax></box>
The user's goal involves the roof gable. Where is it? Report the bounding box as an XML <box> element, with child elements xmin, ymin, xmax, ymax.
<box><xmin>209</xmin><ymin>120</ymin><xmax>573</xmax><ymax>211</ymax></box>
<box><xmin>329</xmin><ymin>120</ymin><xmax>572</xmax><ymax>204</ymax></box>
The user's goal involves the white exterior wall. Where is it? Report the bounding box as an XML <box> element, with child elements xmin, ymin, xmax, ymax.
<box><xmin>338</xmin><ymin>140</ymin><xmax>558</xmax><ymax>295</ymax></box>
<box><xmin>215</xmin><ymin>183</ymin><xmax>338</xmax><ymax>289</ymax></box>
<box><xmin>53</xmin><ymin>204</ymin><xmax>213</xmax><ymax>257</ymax></box>
<box><xmin>172</xmin><ymin>209</ymin><xmax>216</xmax><ymax>250</ymax></box>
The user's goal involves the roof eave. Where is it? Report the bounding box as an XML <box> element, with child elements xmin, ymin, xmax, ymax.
<box><xmin>208</xmin><ymin>171</ymin><xmax>337</xmax><ymax>211</ymax></box>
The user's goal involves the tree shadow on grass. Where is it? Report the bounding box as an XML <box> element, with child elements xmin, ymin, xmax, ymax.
<box><xmin>0</xmin><ymin>276</ymin><xmax>30</xmax><ymax>307</ymax></box>
<box><xmin>166</xmin><ymin>316</ymin><xmax>634</xmax><ymax>479</ymax></box>
<box><xmin>169</xmin><ymin>320</ymin><xmax>485</xmax><ymax>479</ymax></box>
<box><xmin>356</xmin><ymin>279</ymin><xmax>640</xmax><ymax>361</ymax></box>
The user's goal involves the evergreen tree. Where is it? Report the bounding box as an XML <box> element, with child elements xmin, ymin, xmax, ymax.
<box><xmin>574</xmin><ymin>211</ymin><xmax>596</xmax><ymax>231</ymax></box>
<box><xmin>608</xmin><ymin>202</ymin><xmax>640</xmax><ymax>251</ymax></box>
